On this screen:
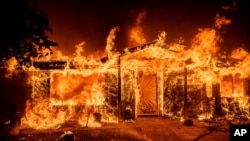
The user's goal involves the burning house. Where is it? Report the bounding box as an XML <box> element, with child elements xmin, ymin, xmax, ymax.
<box><xmin>19</xmin><ymin>27</ymin><xmax>250</xmax><ymax>130</ymax></box>
<box><xmin>0</xmin><ymin>12</ymin><xmax>244</xmax><ymax>131</ymax></box>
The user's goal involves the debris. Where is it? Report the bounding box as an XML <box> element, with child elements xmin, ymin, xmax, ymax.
<box><xmin>58</xmin><ymin>131</ymin><xmax>75</xmax><ymax>141</ymax></box>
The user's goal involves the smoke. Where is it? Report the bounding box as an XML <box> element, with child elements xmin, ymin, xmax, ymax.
<box><xmin>221</xmin><ymin>0</ymin><xmax>237</xmax><ymax>11</ymax></box>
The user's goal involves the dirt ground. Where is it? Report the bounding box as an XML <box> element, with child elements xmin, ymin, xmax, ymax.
<box><xmin>0</xmin><ymin>117</ymin><xmax>236</xmax><ymax>141</ymax></box>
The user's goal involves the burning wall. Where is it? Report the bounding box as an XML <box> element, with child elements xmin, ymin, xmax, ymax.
<box><xmin>22</xmin><ymin>28</ymin><xmax>250</xmax><ymax>129</ymax></box>
<box><xmin>120</xmin><ymin>50</ymin><xmax>250</xmax><ymax>121</ymax></box>
<box><xmin>2</xmin><ymin>13</ymin><xmax>250</xmax><ymax>130</ymax></box>
<box><xmin>20</xmin><ymin>63</ymin><xmax>119</xmax><ymax>129</ymax></box>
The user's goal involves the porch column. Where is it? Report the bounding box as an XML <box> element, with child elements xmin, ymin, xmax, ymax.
<box><xmin>118</xmin><ymin>56</ymin><xmax>122</xmax><ymax>122</ymax></box>
<box><xmin>183</xmin><ymin>67</ymin><xmax>188</xmax><ymax>119</ymax></box>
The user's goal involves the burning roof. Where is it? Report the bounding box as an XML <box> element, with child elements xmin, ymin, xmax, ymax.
<box><xmin>1</xmin><ymin>13</ymin><xmax>250</xmax><ymax>130</ymax></box>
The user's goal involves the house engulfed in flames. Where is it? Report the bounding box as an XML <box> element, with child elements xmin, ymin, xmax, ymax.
<box><xmin>16</xmin><ymin>17</ymin><xmax>250</xmax><ymax>130</ymax></box>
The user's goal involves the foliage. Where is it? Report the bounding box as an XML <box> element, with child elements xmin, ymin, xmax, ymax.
<box><xmin>0</xmin><ymin>0</ymin><xmax>57</xmax><ymax>67</ymax></box>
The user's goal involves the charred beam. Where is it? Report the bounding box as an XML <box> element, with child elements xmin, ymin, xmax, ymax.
<box><xmin>33</xmin><ymin>61</ymin><xmax>100</xmax><ymax>70</ymax></box>
<box><xmin>213</xmin><ymin>83</ymin><xmax>223</xmax><ymax>117</ymax></box>
<box><xmin>33</xmin><ymin>61</ymin><xmax>67</xmax><ymax>69</ymax></box>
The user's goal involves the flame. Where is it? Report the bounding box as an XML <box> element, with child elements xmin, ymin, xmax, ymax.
<box><xmin>106</xmin><ymin>26</ymin><xmax>119</xmax><ymax>59</ymax></box>
<box><xmin>214</xmin><ymin>14</ymin><xmax>231</xmax><ymax>29</ymax></box>
<box><xmin>2</xmin><ymin>11</ymin><xmax>250</xmax><ymax>130</ymax></box>
<box><xmin>3</xmin><ymin>57</ymin><xmax>19</xmax><ymax>78</ymax></box>
<box><xmin>230</xmin><ymin>48</ymin><xmax>248</xmax><ymax>59</ymax></box>
<box><xmin>18</xmin><ymin>27</ymin><xmax>120</xmax><ymax>129</ymax></box>
<box><xmin>128</xmin><ymin>11</ymin><xmax>147</xmax><ymax>47</ymax></box>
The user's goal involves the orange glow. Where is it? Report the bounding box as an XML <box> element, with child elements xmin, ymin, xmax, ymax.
<box><xmin>50</xmin><ymin>72</ymin><xmax>104</xmax><ymax>104</ymax></box>
<box><xmin>3</xmin><ymin>57</ymin><xmax>19</xmax><ymax>78</ymax></box>
<box><xmin>220</xmin><ymin>75</ymin><xmax>233</xmax><ymax>97</ymax></box>
<box><xmin>128</xmin><ymin>11</ymin><xmax>147</xmax><ymax>47</ymax></box>
<box><xmin>3</xmin><ymin>13</ymin><xmax>250</xmax><ymax>129</ymax></box>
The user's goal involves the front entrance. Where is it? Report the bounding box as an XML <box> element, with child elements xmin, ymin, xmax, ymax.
<box><xmin>137</xmin><ymin>74</ymin><xmax>158</xmax><ymax>116</ymax></box>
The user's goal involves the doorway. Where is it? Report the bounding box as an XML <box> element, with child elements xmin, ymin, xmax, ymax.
<box><xmin>137</xmin><ymin>74</ymin><xmax>158</xmax><ymax>116</ymax></box>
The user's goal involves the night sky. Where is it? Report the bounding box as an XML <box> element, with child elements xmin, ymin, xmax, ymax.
<box><xmin>39</xmin><ymin>0</ymin><xmax>250</xmax><ymax>55</ymax></box>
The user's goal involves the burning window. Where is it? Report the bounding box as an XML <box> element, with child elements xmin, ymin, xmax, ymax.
<box><xmin>50</xmin><ymin>72</ymin><xmax>105</xmax><ymax>105</ymax></box>
<box><xmin>220</xmin><ymin>74</ymin><xmax>244</xmax><ymax>97</ymax></box>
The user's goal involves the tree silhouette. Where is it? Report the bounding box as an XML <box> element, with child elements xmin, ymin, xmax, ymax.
<box><xmin>0</xmin><ymin>0</ymin><xmax>57</xmax><ymax>67</ymax></box>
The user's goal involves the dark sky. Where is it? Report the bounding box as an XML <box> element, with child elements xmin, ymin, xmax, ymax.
<box><xmin>39</xmin><ymin>0</ymin><xmax>250</xmax><ymax>55</ymax></box>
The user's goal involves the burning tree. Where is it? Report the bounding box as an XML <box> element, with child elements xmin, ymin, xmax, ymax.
<box><xmin>0</xmin><ymin>0</ymin><xmax>57</xmax><ymax>132</ymax></box>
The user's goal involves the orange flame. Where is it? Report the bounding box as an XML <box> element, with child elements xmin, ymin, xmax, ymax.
<box><xmin>2</xmin><ymin>12</ymin><xmax>249</xmax><ymax>129</ymax></box>
<box><xmin>128</xmin><ymin>11</ymin><xmax>147</xmax><ymax>47</ymax></box>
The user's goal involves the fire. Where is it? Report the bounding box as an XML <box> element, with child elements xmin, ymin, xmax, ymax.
<box><xmin>128</xmin><ymin>11</ymin><xmax>147</xmax><ymax>47</ymax></box>
<box><xmin>50</xmin><ymin>72</ymin><xmax>104</xmax><ymax>103</ymax></box>
<box><xmin>106</xmin><ymin>26</ymin><xmax>119</xmax><ymax>59</ymax></box>
<box><xmin>3</xmin><ymin>11</ymin><xmax>250</xmax><ymax>130</ymax></box>
<box><xmin>214</xmin><ymin>14</ymin><xmax>231</xmax><ymax>29</ymax></box>
<box><xmin>230</xmin><ymin>48</ymin><xmax>248</xmax><ymax>59</ymax></box>
<box><xmin>3</xmin><ymin>57</ymin><xmax>19</xmax><ymax>78</ymax></box>
<box><xmin>19</xmin><ymin>27</ymin><xmax>120</xmax><ymax>129</ymax></box>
